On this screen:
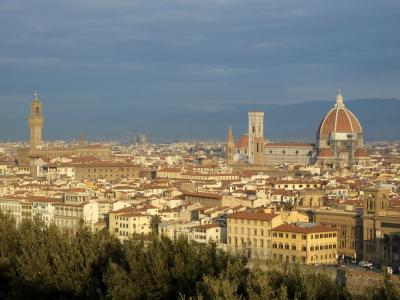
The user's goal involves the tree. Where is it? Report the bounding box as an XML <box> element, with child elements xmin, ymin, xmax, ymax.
<box><xmin>150</xmin><ymin>215</ymin><xmax>162</xmax><ymax>235</ymax></box>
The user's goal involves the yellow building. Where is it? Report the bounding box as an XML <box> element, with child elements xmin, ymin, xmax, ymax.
<box><xmin>227</xmin><ymin>211</ymin><xmax>283</xmax><ymax>259</ymax></box>
<box><xmin>74</xmin><ymin>162</ymin><xmax>140</xmax><ymax>181</ymax></box>
<box><xmin>262</xmin><ymin>208</ymin><xmax>309</xmax><ymax>224</ymax></box>
<box><xmin>271</xmin><ymin>223</ymin><xmax>338</xmax><ymax>265</ymax></box>
<box><xmin>109</xmin><ymin>207</ymin><xmax>152</xmax><ymax>241</ymax></box>
<box><xmin>315</xmin><ymin>207</ymin><xmax>362</xmax><ymax>260</ymax></box>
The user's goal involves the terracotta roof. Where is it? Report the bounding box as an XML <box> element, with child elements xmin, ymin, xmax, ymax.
<box><xmin>118</xmin><ymin>213</ymin><xmax>150</xmax><ymax>218</ymax></box>
<box><xmin>235</xmin><ymin>134</ymin><xmax>248</xmax><ymax>149</ymax></box>
<box><xmin>227</xmin><ymin>211</ymin><xmax>279</xmax><ymax>221</ymax></box>
<box><xmin>318</xmin><ymin>148</ymin><xmax>334</xmax><ymax>158</ymax></box>
<box><xmin>354</xmin><ymin>148</ymin><xmax>369</xmax><ymax>158</ymax></box>
<box><xmin>193</xmin><ymin>224</ymin><xmax>221</xmax><ymax>229</ymax></box>
<box><xmin>74</xmin><ymin>162</ymin><xmax>136</xmax><ymax>168</ymax></box>
<box><xmin>266</xmin><ymin>142</ymin><xmax>314</xmax><ymax>148</ymax></box>
<box><xmin>183</xmin><ymin>191</ymin><xmax>222</xmax><ymax>200</ymax></box>
<box><xmin>390</xmin><ymin>198</ymin><xmax>400</xmax><ymax>207</ymax></box>
<box><xmin>273</xmin><ymin>223</ymin><xmax>337</xmax><ymax>234</ymax></box>
<box><xmin>317</xmin><ymin>101</ymin><xmax>362</xmax><ymax>137</ymax></box>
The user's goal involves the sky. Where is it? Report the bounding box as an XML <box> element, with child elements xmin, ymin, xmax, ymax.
<box><xmin>0</xmin><ymin>0</ymin><xmax>399</xmax><ymax>140</ymax></box>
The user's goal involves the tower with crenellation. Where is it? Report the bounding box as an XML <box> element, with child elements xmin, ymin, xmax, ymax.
<box><xmin>28</xmin><ymin>92</ymin><xmax>43</xmax><ymax>148</ymax></box>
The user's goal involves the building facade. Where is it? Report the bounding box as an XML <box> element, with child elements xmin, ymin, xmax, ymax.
<box><xmin>227</xmin><ymin>211</ymin><xmax>282</xmax><ymax>259</ymax></box>
<box><xmin>315</xmin><ymin>207</ymin><xmax>363</xmax><ymax>260</ymax></box>
<box><xmin>271</xmin><ymin>223</ymin><xmax>338</xmax><ymax>265</ymax></box>
<box><xmin>362</xmin><ymin>187</ymin><xmax>400</xmax><ymax>268</ymax></box>
<box><xmin>74</xmin><ymin>163</ymin><xmax>140</xmax><ymax>181</ymax></box>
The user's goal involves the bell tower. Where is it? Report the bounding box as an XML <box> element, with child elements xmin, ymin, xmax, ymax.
<box><xmin>28</xmin><ymin>92</ymin><xmax>44</xmax><ymax>148</ymax></box>
<box><xmin>248</xmin><ymin>111</ymin><xmax>264</xmax><ymax>164</ymax></box>
<box><xmin>226</xmin><ymin>125</ymin><xmax>235</xmax><ymax>166</ymax></box>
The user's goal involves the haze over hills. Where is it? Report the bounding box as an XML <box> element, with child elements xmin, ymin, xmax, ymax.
<box><xmin>1</xmin><ymin>98</ymin><xmax>400</xmax><ymax>143</ymax></box>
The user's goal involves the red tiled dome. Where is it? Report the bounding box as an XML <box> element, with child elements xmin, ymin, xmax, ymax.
<box><xmin>318</xmin><ymin>148</ymin><xmax>334</xmax><ymax>158</ymax></box>
<box><xmin>235</xmin><ymin>134</ymin><xmax>248</xmax><ymax>149</ymax></box>
<box><xmin>354</xmin><ymin>148</ymin><xmax>369</xmax><ymax>158</ymax></box>
<box><xmin>317</xmin><ymin>93</ymin><xmax>362</xmax><ymax>138</ymax></box>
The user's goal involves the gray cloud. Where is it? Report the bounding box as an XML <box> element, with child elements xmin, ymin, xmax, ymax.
<box><xmin>0</xmin><ymin>0</ymin><xmax>399</xmax><ymax>139</ymax></box>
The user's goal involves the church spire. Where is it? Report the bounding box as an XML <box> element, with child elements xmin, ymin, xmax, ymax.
<box><xmin>79</xmin><ymin>132</ymin><xmax>84</xmax><ymax>145</ymax></box>
<box><xmin>227</xmin><ymin>124</ymin><xmax>234</xmax><ymax>142</ymax></box>
<box><xmin>335</xmin><ymin>89</ymin><xmax>345</xmax><ymax>108</ymax></box>
<box><xmin>226</xmin><ymin>125</ymin><xmax>235</xmax><ymax>166</ymax></box>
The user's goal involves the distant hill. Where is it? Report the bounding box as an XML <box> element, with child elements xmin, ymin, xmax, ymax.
<box><xmin>1</xmin><ymin>98</ymin><xmax>400</xmax><ymax>143</ymax></box>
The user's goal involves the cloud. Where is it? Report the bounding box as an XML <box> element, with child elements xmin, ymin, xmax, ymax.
<box><xmin>0</xmin><ymin>0</ymin><xmax>399</xmax><ymax>119</ymax></box>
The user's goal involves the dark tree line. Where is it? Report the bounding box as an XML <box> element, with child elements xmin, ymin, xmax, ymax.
<box><xmin>0</xmin><ymin>212</ymin><xmax>398</xmax><ymax>300</ymax></box>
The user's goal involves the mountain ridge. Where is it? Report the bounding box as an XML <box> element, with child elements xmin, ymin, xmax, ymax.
<box><xmin>1</xmin><ymin>98</ymin><xmax>399</xmax><ymax>143</ymax></box>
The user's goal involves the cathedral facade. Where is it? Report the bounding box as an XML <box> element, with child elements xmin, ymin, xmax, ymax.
<box><xmin>226</xmin><ymin>91</ymin><xmax>370</xmax><ymax>170</ymax></box>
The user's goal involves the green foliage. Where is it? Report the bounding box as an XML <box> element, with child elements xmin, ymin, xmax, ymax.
<box><xmin>0</xmin><ymin>213</ymin><xmax>398</xmax><ymax>299</ymax></box>
<box><xmin>149</xmin><ymin>215</ymin><xmax>162</xmax><ymax>235</ymax></box>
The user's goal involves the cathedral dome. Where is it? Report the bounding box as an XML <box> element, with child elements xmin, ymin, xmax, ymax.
<box><xmin>354</xmin><ymin>148</ymin><xmax>369</xmax><ymax>158</ymax></box>
<box><xmin>317</xmin><ymin>92</ymin><xmax>362</xmax><ymax>139</ymax></box>
<box><xmin>318</xmin><ymin>148</ymin><xmax>334</xmax><ymax>158</ymax></box>
<box><xmin>235</xmin><ymin>134</ymin><xmax>249</xmax><ymax>149</ymax></box>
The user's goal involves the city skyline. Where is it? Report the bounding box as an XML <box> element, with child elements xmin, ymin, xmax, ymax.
<box><xmin>1</xmin><ymin>2</ymin><xmax>400</xmax><ymax>298</ymax></box>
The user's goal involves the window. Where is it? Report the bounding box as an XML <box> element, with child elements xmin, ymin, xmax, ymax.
<box><xmin>302</xmin><ymin>235</ymin><xmax>306</xmax><ymax>240</ymax></box>
<box><xmin>292</xmin><ymin>234</ymin><xmax>296</xmax><ymax>239</ymax></box>
<box><xmin>302</xmin><ymin>246</ymin><xmax>307</xmax><ymax>251</ymax></box>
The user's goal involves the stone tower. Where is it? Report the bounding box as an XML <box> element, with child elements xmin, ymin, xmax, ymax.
<box><xmin>28</xmin><ymin>92</ymin><xmax>43</xmax><ymax>148</ymax></box>
<box><xmin>226</xmin><ymin>125</ymin><xmax>235</xmax><ymax>165</ymax></box>
<box><xmin>248</xmin><ymin>111</ymin><xmax>264</xmax><ymax>164</ymax></box>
